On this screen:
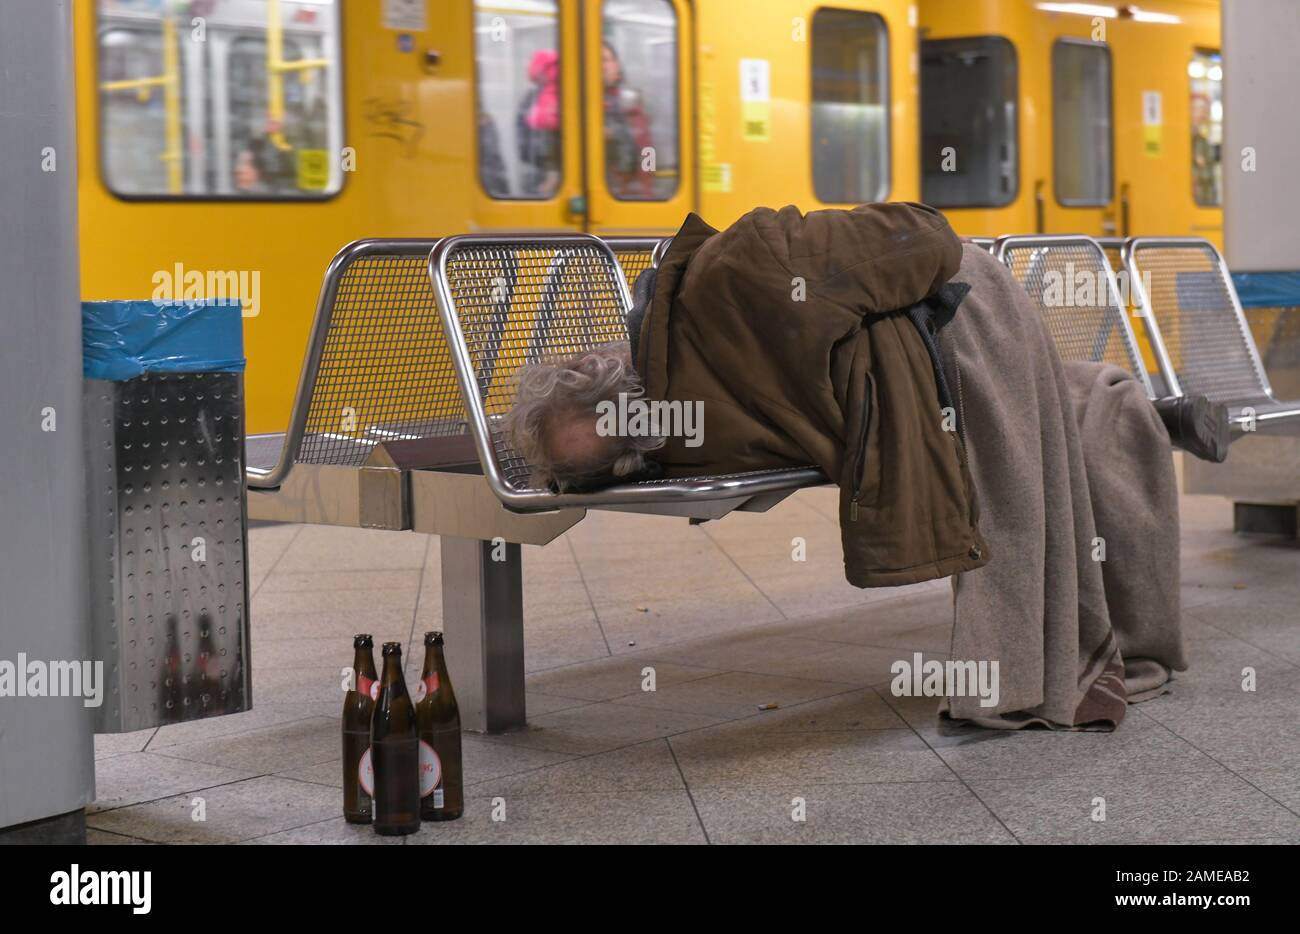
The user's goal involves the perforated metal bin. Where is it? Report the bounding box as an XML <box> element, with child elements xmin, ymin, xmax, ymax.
<box><xmin>84</xmin><ymin>372</ymin><xmax>252</xmax><ymax>733</ymax></box>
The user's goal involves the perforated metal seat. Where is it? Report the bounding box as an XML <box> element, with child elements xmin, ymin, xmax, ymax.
<box><xmin>246</xmin><ymin>239</ymin><xmax>462</xmax><ymax>489</ymax></box>
<box><xmin>995</xmin><ymin>234</ymin><xmax>1158</xmax><ymax>398</ymax></box>
<box><xmin>1124</xmin><ymin>237</ymin><xmax>1300</xmax><ymax>433</ymax></box>
<box><xmin>1095</xmin><ymin>237</ymin><xmax>1125</xmax><ymax>281</ymax></box>
<box><xmin>605</xmin><ymin>236</ymin><xmax>669</xmax><ymax>290</ymax></box>
<box><xmin>428</xmin><ymin>234</ymin><xmax>824</xmax><ymax>511</ymax></box>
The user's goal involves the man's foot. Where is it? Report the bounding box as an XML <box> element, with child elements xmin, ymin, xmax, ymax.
<box><xmin>1153</xmin><ymin>394</ymin><xmax>1230</xmax><ymax>463</ymax></box>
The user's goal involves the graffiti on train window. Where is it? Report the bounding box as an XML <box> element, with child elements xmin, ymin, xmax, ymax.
<box><xmin>601</xmin><ymin>0</ymin><xmax>679</xmax><ymax>201</ymax></box>
<box><xmin>97</xmin><ymin>0</ymin><xmax>344</xmax><ymax>199</ymax></box>
<box><xmin>1052</xmin><ymin>39</ymin><xmax>1113</xmax><ymax>208</ymax></box>
<box><xmin>810</xmin><ymin>8</ymin><xmax>889</xmax><ymax>205</ymax></box>
<box><xmin>921</xmin><ymin>36</ymin><xmax>1019</xmax><ymax>209</ymax></box>
<box><xmin>1190</xmin><ymin>49</ymin><xmax>1224</xmax><ymax>208</ymax></box>
<box><xmin>474</xmin><ymin>0</ymin><xmax>562</xmax><ymax>200</ymax></box>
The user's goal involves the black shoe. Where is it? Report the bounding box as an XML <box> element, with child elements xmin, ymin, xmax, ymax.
<box><xmin>1153</xmin><ymin>394</ymin><xmax>1230</xmax><ymax>463</ymax></box>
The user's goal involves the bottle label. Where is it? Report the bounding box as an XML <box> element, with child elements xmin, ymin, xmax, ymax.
<box><xmin>357</xmin><ymin>675</ymin><xmax>377</xmax><ymax>700</ymax></box>
<box><xmin>358</xmin><ymin>748</ymin><xmax>374</xmax><ymax>797</ymax></box>
<box><xmin>413</xmin><ymin>672</ymin><xmax>439</xmax><ymax>703</ymax></box>
<box><xmin>418</xmin><ymin>739</ymin><xmax>442</xmax><ymax>798</ymax></box>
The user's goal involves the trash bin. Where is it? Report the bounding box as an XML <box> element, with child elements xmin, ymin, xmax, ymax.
<box><xmin>82</xmin><ymin>300</ymin><xmax>252</xmax><ymax>733</ymax></box>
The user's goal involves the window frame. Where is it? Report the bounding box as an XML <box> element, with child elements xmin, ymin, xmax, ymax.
<box><xmin>1189</xmin><ymin>46</ymin><xmax>1223</xmax><ymax>209</ymax></box>
<box><xmin>919</xmin><ymin>34</ymin><xmax>1020</xmax><ymax>210</ymax></box>
<box><xmin>1051</xmin><ymin>37</ymin><xmax>1114</xmax><ymax>209</ymax></box>
<box><xmin>808</xmin><ymin>6</ymin><xmax>892</xmax><ymax>206</ymax></box>
<box><xmin>601</xmin><ymin>0</ymin><xmax>682</xmax><ymax>203</ymax></box>
<box><xmin>471</xmin><ymin>0</ymin><xmax>565</xmax><ymax>202</ymax></box>
<box><xmin>94</xmin><ymin>3</ymin><xmax>346</xmax><ymax>204</ymax></box>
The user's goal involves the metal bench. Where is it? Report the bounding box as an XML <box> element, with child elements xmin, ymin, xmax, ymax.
<box><xmin>994</xmin><ymin>234</ymin><xmax>1160</xmax><ymax>398</ymax></box>
<box><xmin>605</xmin><ymin>236</ymin><xmax>669</xmax><ymax>289</ymax></box>
<box><xmin>1123</xmin><ymin>238</ymin><xmax>1300</xmax><ymax>435</ymax></box>
<box><xmin>965</xmin><ymin>237</ymin><xmax>996</xmax><ymax>254</ymax></box>
<box><xmin>248</xmin><ymin>235</ymin><xmax>823</xmax><ymax>732</ymax></box>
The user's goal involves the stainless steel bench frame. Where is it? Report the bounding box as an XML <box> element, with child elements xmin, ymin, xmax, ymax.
<box><xmin>1123</xmin><ymin>236</ymin><xmax>1300</xmax><ymax>433</ymax></box>
<box><xmin>246</xmin><ymin>235</ymin><xmax>823</xmax><ymax>732</ymax></box>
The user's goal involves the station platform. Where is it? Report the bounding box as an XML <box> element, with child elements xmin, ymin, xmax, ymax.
<box><xmin>81</xmin><ymin>477</ymin><xmax>1300</xmax><ymax>845</ymax></box>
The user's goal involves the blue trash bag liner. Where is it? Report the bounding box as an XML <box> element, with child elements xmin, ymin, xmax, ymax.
<box><xmin>1231</xmin><ymin>271</ymin><xmax>1300</xmax><ymax>309</ymax></box>
<box><xmin>82</xmin><ymin>299</ymin><xmax>246</xmax><ymax>380</ymax></box>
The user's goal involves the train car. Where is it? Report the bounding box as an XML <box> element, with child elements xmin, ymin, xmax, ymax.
<box><xmin>918</xmin><ymin>0</ymin><xmax>1222</xmax><ymax>242</ymax></box>
<box><xmin>76</xmin><ymin>0</ymin><xmax>919</xmax><ymax>433</ymax></box>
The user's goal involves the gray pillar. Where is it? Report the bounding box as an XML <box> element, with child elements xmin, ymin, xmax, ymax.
<box><xmin>0</xmin><ymin>0</ymin><xmax>94</xmax><ymax>834</ymax></box>
<box><xmin>439</xmin><ymin>537</ymin><xmax>526</xmax><ymax>733</ymax></box>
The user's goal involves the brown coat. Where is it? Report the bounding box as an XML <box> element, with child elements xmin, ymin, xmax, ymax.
<box><xmin>635</xmin><ymin>203</ymin><xmax>990</xmax><ymax>587</ymax></box>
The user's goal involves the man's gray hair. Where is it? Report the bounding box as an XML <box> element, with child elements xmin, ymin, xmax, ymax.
<box><xmin>501</xmin><ymin>341</ymin><xmax>665</xmax><ymax>491</ymax></box>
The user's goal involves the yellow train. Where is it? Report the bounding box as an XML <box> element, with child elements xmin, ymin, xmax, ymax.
<box><xmin>76</xmin><ymin>0</ymin><xmax>1223</xmax><ymax>432</ymax></box>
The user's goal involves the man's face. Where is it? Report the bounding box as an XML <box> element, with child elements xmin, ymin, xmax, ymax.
<box><xmin>544</xmin><ymin>408</ymin><xmax>618</xmax><ymax>481</ymax></box>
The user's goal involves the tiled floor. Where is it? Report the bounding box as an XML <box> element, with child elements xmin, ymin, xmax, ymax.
<box><xmin>87</xmin><ymin>483</ymin><xmax>1300</xmax><ymax>845</ymax></box>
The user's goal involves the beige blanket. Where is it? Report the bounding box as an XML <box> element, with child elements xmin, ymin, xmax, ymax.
<box><xmin>938</xmin><ymin>245</ymin><xmax>1186</xmax><ymax>729</ymax></box>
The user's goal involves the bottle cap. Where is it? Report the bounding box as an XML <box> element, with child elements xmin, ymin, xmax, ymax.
<box><xmin>423</xmin><ymin>631</ymin><xmax>444</xmax><ymax>646</ymax></box>
<box><xmin>381</xmin><ymin>642</ymin><xmax>402</xmax><ymax>656</ymax></box>
<box><xmin>353</xmin><ymin>634</ymin><xmax>374</xmax><ymax>648</ymax></box>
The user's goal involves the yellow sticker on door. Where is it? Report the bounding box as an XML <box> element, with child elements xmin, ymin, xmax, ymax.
<box><xmin>1142</xmin><ymin>90</ymin><xmax>1163</xmax><ymax>158</ymax></box>
<box><xmin>297</xmin><ymin>149</ymin><xmax>330</xmax><ymax>190</ymax></box>
<box><xmin>740</xmin><ymin>59</ymin><xmax>771</xmax><ymax>142</ymax></box>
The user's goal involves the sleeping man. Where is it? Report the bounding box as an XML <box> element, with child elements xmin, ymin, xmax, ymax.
<box><xmin>503</xmin><ymin>202</ymin><xmax>1227</xmax><ymax>730</ymax></box>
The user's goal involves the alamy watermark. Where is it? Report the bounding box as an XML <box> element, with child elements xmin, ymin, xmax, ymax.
<box><xmin>595</xmin><ymin>392</ymin><xmax>704</xmax><ymax>448</ymax></box>
<box><xmin>890</xmin><ymin>651</ymin><xmax>1000</xmax><ymax>708</ymax></box>
<box><xmin>0</xmin><ymin>655</ymin><xmax>104</xmax><ymax>707</ymax></box>
<box><xmin>151</xmin><ymin>262</ymin><xmax>261</xmax><ymax>317</ymax></box>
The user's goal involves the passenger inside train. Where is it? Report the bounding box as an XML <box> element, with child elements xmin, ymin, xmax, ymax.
<box><xmin>504</xmin><ymin>201</ymin><xmax>1231</xmax><ymax>730</ymax></box>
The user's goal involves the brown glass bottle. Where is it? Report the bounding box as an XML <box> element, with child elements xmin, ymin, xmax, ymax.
<box><xmin>416</xmin><ymin>631</ymin><xmax>463</xmax><ymax>821</ymax></box>
<box><xmin>342</xmin><ymin>634</ymin><xmax>377</xmax><ymax>824</ymax></box>
<box><xmin>370</xmin><ymin>642</ymin><xmax>420</xmax><ymax>835</ymax></box>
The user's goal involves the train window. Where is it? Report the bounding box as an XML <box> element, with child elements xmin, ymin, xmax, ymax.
<box><xmin>601</xmin><ymin>0</ymin><xmax>679</xmax><ymax>201</ymax></box>
<box><xmin>1051</xmin><ymin>39</ymin><xmax>1112</xmax><ymax>207</ymax></box>
<box><xmin>99</xmin><ymin>26</ymin><xmax>186</xmax><ymax>196</ymax></box>
<box><xmin>474</xmin><ymin>0</ymin><xmax>563</xmax><ymax>200</ymax></box>
<box><xmin>920</xmin><ymin>37</ymin><xmax>1018</xmax><ymax>208</ymax></box>
<box><xmin>811</xmin><ymin>8</ymin><xmax>889</xmax><ymax>204</ymax></box>
<box><xmin>96</xmin><ymin>0</ymin><xmax>343</xmax><ymax>199</ymax></box>
<box><xmin>1190</xmin><ymin>49</ymin><xmax>1224</xmax><ymax>207</ymax></box>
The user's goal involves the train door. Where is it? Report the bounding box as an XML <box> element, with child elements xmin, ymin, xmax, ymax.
<box><xmin>1040</xmin><ymin>35</ymin><xmax>1117</xmax><ymax>236</ymax></box>
<box><xmin>578</xmin><ymin>0</ymin><xmax>695</xmax><ymax>235</ymax></box>
<box><xmin>469</xmin><ymin>0</ymin><xmax>583</xmax><ymax>230</ymax></box>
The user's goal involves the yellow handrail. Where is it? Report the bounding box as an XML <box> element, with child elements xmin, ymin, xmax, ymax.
<box><xmin>100</xmin><ymin>13</ymin><xmax>182</xmax><ymax>193</ymax></box>
<box><xmin>266</xmin><ymin>0</ymin><xmax>329</xmax><ymax>152</ymax></box>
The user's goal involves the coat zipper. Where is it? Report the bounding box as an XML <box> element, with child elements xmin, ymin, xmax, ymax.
<box><xmin>849</xmin><ymin>377</ymin><xmax>871</xmax><ymax>521</ymax></box>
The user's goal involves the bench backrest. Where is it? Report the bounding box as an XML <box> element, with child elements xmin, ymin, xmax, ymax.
<box><xmin>1095</xmin><ymin>237</ymin><xmax>1125</xmax><ymax>283</ymax></box>
<box><xmin>429</xmin><ymin>235</ymin><xmax>632</xmax><ymax>503</ymax></box>
<box><xmin>605</xmin><ymin>237</ymin><xmax>668</xmax><ymax>290</ymax></box>
<box><xmin>251</xmin><ymin>239</ymin><xmax>469</xmax><ymax>487</ymax></box>
<box><xmin>996</xmin><ymin>234</ymin><xmax>1156</xmax><ymax>398</ymax></box>
<box><xmin>1124</xmin><ymin>237</ymin><xmax>1274</xmax><ymax>405</ymax></box>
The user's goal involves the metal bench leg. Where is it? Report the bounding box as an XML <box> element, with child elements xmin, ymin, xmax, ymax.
<box><xmin>439</xmin><ymin>536</ymin><xmax>526</xmax><ymax>733</ymax></box>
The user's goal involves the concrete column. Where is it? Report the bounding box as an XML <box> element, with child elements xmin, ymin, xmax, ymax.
<box><xmin>0</xmin><ymin>0</ymin><xmax>94</xmax><ymax>837</ymax></box>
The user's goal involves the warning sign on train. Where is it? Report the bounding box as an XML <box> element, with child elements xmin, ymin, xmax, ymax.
<box><xmin>382</xmin><ymin>0</ymin><xmax>426</xmax><ymax>32</ymax></box>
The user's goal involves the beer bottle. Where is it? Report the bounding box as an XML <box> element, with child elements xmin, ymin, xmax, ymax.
<box><xmin>342</xmin><ymin>634</ymin><xmax>378</xmax><ymax>824</ymax></box>
<box><xmin>416</xmin><ymin>631</ymin><xmax>463</xmax><ymax>821</ymax></box>
<box><xmin>370</xmin><ymin>642</ymin><xmax>420</xmax><ymax>835</ymax></box>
